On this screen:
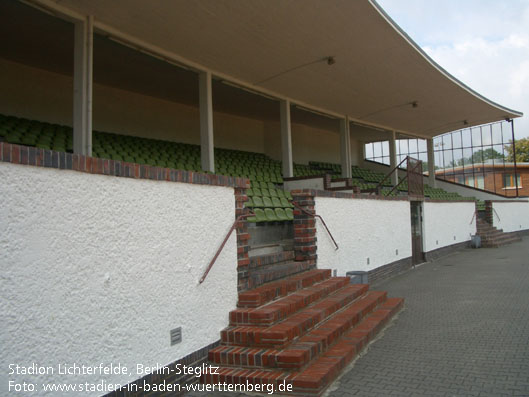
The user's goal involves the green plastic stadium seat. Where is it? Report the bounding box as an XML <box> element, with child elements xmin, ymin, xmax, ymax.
<box><xmin>269</xmin><ymin>189</ymin><xmax>278</xmax><ymax>198</ymax></box>
<box><xmin>246</xmin><ymin>188</ymin><xmax>254</xmax><ymax>197</ymax></box>
<box><xmin>252</xmin><ymin>196</ymin><xmax>264</xmax><ymax>208</ymax></box>
<box><xmin>261</xmin><ymin>188</ymin><xmax>271</xmax><ymax>197</ymax></box>
<box><xmin>280</xmin><ymin>197</ymin><xmax>293</xmax><ymax>208</ymax></box>
<box><xmin>272</xmin><ymin>197</ymin><xmax>282</xmax><ymax>207</ymax></box>
<box><xmin>285</xmin><ymin>208</ymin><xmax>294</xmax><ymax>220</ymax></box>
<box><xmin>264</xmin><ymin>208</ymin><xmax>279</xmax><ymax>221</ymax></box>
<box><xmin>244</xmin><ymin>197</ymin><xmax>254</xmax><ymax>208</ymax></box>
<box><xmin>262</xmin><ymin>196</ymin><xmax>273</xmax><ymax>207</ymax></box>
<box><xmin>247</xmin><ymin>208</ymin><xmax>267</xmax><ymax>223</ymax></box>
<box><xmin>275</xmin><ymin>208</ymin><xmax>288</xmax><ymax>221</ymax></box>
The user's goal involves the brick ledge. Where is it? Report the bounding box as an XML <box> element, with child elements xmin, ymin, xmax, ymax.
<box><xmin>0</xmin><ymin>142</ymin><xmax>249</xmax><ymax>189</ymax></box>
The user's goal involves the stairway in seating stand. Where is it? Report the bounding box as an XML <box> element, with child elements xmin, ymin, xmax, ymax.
<box><xmin>201</xmin><ymin>268</ymin><xmax>404</xmax><ymax>395</ymax></box>
<box><xmin>477</xmin><ymin>219</ymin><xmax>521</xmax><ymax>248</ymax></box>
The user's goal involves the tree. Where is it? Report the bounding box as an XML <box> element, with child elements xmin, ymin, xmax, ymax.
<box><xmin>450</xmin><ymin>147</ymin><xmax>504</xmax><ymax>167</ymax></box>
<box><xmin>505</xmin><ymin>137</ymin><xmax>529</xmax><ymax>162</ymax></box>
<box><xmin>467</xmin><ymin>147</ymin><xmax>504</xmax><ymax>164</ymax></box>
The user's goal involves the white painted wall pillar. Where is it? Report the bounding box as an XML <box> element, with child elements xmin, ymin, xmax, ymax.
<box><xmin>340</xmin><ymin>117</ymin><xmax>352</xmax><ymax>178</ymax></box>
<box><xmin>73</xmin><ymin>15</ymin><xmax>93</xmax><ymax>156</ymax></box>
<box><xmin>199</xmin><ymin>71</ymin><xmax>215</xmax><ymax>173</ymax></box>
<box><xmin>356</xmin><ymin>140</ymin><xmax>365</xmax><ymax>167</ymax></box>
<box><xmin>389</xmin><ymin>130</ymin><xmax>398</xmax><ymax>186</ymax></box>
<box><xmin>280</xmin><ymin>99</ymin><xmax>293</xmax><ymax>178</ymax></box>
<box><xmin>427</xmin><ymin>138</ymin><xmax>436</xmax><ymax>187</ymax></box>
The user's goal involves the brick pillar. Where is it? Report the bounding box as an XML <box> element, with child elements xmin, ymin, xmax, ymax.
<box><xmin>484</xmin><ymin>200</ymin><xmax>493</xmax><ymax>226</ymax></box>
<box><xmin>291</xmin><ymin>190</ymin><xmax>317</xmax><ymax>265</ymax></box>
<box><xmin>235</xmin><ymin>185</ymin><xmax>251</xmax><ymax>291</ymax></box>
<box><xmin>323</xmin><ymin>173</ymin><xmax>332</xmax><ymax>190</ymax></box>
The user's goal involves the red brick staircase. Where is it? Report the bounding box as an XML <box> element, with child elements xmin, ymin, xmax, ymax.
<box><xmin>202</xmin><ymin>269</ymin><xmax>404</xmax><ymax>395</ymax></box>
<box><xmin>477</xmin><ymin>219</ymin><xmax>521</xmax><ymax>248</ymax></box>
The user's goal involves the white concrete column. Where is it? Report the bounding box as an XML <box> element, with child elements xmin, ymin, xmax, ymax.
<box><xmin>389</xmin><ymin>130</ymin><xmax>398</xmax><ymax>186</ymax></box>
<box><xmin>280</xmin><ymin>99</ymin><xmax>293</xmax><ymax>178</ymax></box>
<box><xmin>73</xmin><ymin>15</ymin><xmax>93</xmax><ymax>156</ymax></box>
<box><xmin>199</xmin><ymin>71</ymin><xmax>215</xmax><ymax>173</ymax></box>
<box><xmin>355</xmin><ymin>139</ymin><xmax>365</xmax><ymax>168</ymax></box>
<box><xmin>340</xmin><ymin>117</ymin><xmax>352</xmax><ymax>178</ymax></box>
<box><xmin>427</xmin><ymin>138</ymin><xmax>436</xmax><ymax>187</ymax></box>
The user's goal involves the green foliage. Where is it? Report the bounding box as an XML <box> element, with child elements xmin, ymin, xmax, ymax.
<box><xmin>505</xmin><ymin>137</ymin><xmax>529</xmax><ymax>162</ymax></box>
<box><xmin>446</xmin><ymin>147</ymin><xmax>504</xmax><ymax>168</ymax></box>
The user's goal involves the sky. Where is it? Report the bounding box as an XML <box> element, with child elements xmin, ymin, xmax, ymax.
<box><xmin>377</xmin><ymin>0</ymin><xmax>529</xmax><ymax>139</ymax></box>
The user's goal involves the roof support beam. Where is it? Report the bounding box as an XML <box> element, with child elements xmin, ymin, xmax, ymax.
<box><xmin>427</xmin><ymin>138</ymin><xmax>436</xmax><ymax>187</ymax></box>
<box><xmin>280</xmin><ymin>99</ymin><xmax>293</xmax><ymax>178</ymax></box>
<box><xmin>199</xmin><ymin>71</ymin><xmax>215</xmax><ymax>173</ymax></box>
<box><xmin>340</xmin><ymin>117</ymin><xmax>352</xmax><ymax>178</ymax></box>
<box><xmin>73</xmin><ymin>15</ymin><xmax>93</xmax><ymax>156</ymax></box>
<box><xmin>389</xmin><ymin>130</ymin><xmax>398</xmax><ymax>186</ymax></box>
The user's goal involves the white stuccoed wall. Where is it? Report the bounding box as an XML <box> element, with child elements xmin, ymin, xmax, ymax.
<box><xmin>492</xmin><ymin>201</ymin><xmax>529</xmax><ymax>233</ymax></box>
<box><xmin>0</xmin><ymin>162</ymin><xmax>238</xmax><ymax>395</ymax></box>
<box><xmin>283</xmin><ymin>177</ymin><xmax>325</xmax><ymax>192</ymax></box>
<box><xmin>315</xmin><ymin>197</ymin><xmax>412</xmax><ymax>276</ymax></box>
<box><xmin>423</xmin><ymin>202</ymin><xmax>476</xmax><ymax>252</ymax></box>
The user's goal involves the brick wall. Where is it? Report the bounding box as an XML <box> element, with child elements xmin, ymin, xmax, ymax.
<box><xmin>234</xmin><ymin>188</ymin><xmax>252</xmax><ymax>291</ymax></box>
<box><xmin>291</xmin><ymin>190</ymin><xmax>318</xmax><ymax>264</ymax></box>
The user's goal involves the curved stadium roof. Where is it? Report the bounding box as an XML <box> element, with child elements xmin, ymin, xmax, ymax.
<box><xmin>40</xmin><ymin>0</ymin><xmax>523</xmax><ymax>138</ymax></box>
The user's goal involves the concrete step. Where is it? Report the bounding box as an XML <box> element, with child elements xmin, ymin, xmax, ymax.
<box><xmin>247</xmin><ymin>260</ymin><xmax>315</xmax><ymax>290</ymax></box>
<box><xmin>249</xmin><ymin>241</ymin><xmax>294</xmax><ymax>257</ymax></box>
<box><xmin>249</xmin><ymin>250</ymin><xmax>294</xmax><ymax>267</ymax></box>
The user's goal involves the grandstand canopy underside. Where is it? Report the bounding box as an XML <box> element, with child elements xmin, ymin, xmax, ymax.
<box><xmin>27</xmin><ymin>0</ymin><xmax>522</xmax><ymax>139</ymax></box>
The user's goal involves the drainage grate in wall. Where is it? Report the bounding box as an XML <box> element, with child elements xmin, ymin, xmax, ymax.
<box><xmin>170</xmin><ymin>327</ymin><xmax>182</xmax><ymax>346</ymax></box>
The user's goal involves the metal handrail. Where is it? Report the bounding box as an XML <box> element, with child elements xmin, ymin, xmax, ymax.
<box><xmin>200</xmin><ymin>198</ymin><xmax>340</xmax><ymax>283</ymax></box>
<box><xmin>199</xmin><ymin>212</ymin><xmax>254</xmax><ymax>284</ymax></box>
<box><xmin>469</xmin><ymin>211</ymin><xmax>477</xmax><ymax>225</ymax></box>
<box><xmin>386</xmin><ymin>175</ymin><xmax>409</xmax><ymax>196</ymax></box>
<box><xmin>291</xmin><ymin>201</ymin><xmax>339</xmax><ymax>250</ymax></box>
<box><xmin>406</xmin><ymin>159</ymin><xmax>424</xmax><ymax>197</ymax></box>
<box><xmin>372</xmin><ymin>156</ymin><xmax>408</xmax><ymax>194</ymax></box>
<box><xmin>492</xmin><ymin>207</ymin><xmax>501</xmax><ymax>222</ymax></box>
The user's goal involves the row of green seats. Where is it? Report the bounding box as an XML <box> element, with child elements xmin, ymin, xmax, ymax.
<box><xmin>246</xmin><ymin>187</ymin><xmax>292</xmax><ymax>200</ymax></box>
<box><xmin>249</xmin><ymin>181</ymin><xmax>276</xmax><ymax>190</ymax></box>
<box><xmin>246</xmin><ymin>196</ymin><xmax>293</xmax><ymax>209</ymax></box>
<box><xmin>247</xmin><ymin>208</ymin><xmax>294</xmax><ymax>222</ymax></box>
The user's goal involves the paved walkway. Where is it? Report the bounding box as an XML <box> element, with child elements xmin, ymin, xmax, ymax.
<box><xmin>187</xmin><ymin>237</ymin><xmax>529</xmax><ymax>396</ymax></box>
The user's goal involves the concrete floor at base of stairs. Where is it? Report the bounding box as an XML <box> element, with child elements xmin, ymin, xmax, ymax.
<box><xmin>185</xmin><ymin>237</ymin><xmax>529</xmax><ymax>397</ymax></box>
